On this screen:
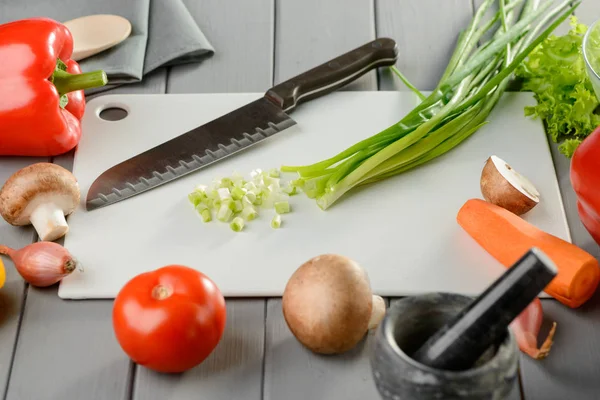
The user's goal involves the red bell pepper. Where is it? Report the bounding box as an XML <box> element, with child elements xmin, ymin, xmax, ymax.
<box><xmin>570</xmin><ymin>125</ymin><xmax>600</xmax><ymax>246</ymax></box>
<box><xmin>0</xmin><ymin>17</ymin><xmax>107</xmax><ymax>157</ymax></box>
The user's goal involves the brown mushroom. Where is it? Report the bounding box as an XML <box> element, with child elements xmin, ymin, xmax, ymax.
<box><xmin>282</xmin><ymin>254</ymin><xmax>386</xmax><ymax>354</ymax></box>
<box><xmin>0</xmin><ymin>163</ymin><xmax>80</xmax><ymax>241</ymax></box>
<box><xmin>480</xmin><ymin>155</ymin><xmax>540</xmax><ymax>216</ymax></box>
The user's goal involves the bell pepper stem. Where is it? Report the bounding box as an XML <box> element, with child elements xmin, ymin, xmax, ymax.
<box><xmin>52</xmin><ymin>69</ymin><xmax>108</xmax><ymax>95</ymax></box>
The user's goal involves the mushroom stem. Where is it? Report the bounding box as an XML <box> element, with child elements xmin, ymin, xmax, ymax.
<box><xmin>368</xmin><ymin>295</ymin><xmax>386</xmax><ymax>330</ymax></box>
<box><xmin>30</xmin><ymin>203</ymin><xmax>69</xmax><ymax>242</ymax></box>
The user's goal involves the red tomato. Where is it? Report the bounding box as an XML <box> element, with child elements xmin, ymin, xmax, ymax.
<box><xmin>112</xmin><ymin>265</ymin><xmax>226</xmax><ymax>373</ymax></box>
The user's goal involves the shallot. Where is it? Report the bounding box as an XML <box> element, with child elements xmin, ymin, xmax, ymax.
<box><xmin>0</xmin><ymin>241</ymin><xmax>78</xmax><ymax>287</ymax></box>
<box><xmin>510</xmin><ymin>297</ymin><xmax>556</xmax><ymax>359</ymax></box>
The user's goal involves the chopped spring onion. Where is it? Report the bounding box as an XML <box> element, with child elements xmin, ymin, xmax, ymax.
<box><xmin>232</xmin><ymin>200</ymin><xmax>243</xmax><ymax>213</ymax></box>
<box><xmin>230</xmin><ymin>217</ymin><xmax>245</xmax><ymax>232</ymax></box>
<box><xmin>188</xmin><ymin>191</ymin><xmax>204</xmax><ymax>206</ymax></box>
<box><xmin>283</xmin><ymin>185</ymin><xmax>297</xmax><ymax>195</ymax></box>
<box><xmin>245</xmin><ymin>191</ymin><xmax>257</xmax><ymax>204</ymax></box>
<box><xmin>231</xmin><ymin>186</ymin><xmax>246</xmax><ymax>200</ymax></box>
<box><xmin>218</xmin><ymin>187</ymin><xmax>231</xmax><ymax>201</ymax></box>
<box><xmin>242</xmin><ymin>206</ymin><xmax>258</xmax><ymax>221</ymax></box>
<box><xmin>271</xmin><ymin>214</ymin><xmax>282</xmax><ymax>229</ymax></box>
<box><xmin>200</xmin><ymin>209</ymin><xmax>212</xmax><ymax>222</ymax></box>
<box><xmin>275</xmin><ymin>201</ymin><xmax>290</xmax><ymax>214</ymax></box>
<box><xmin>188</xmin><ymin>168</ymin><xmax>299</xmax><ymax>231</ymax></box>
<box><xmin>280</xmin><ymin>0</ymin><xmax>581</xmax><ymax>210</ymax></box>
<box><xmin>217</xmin><ymin>203</ymin><xmax>233</xmax><ymax>222</ymax></box>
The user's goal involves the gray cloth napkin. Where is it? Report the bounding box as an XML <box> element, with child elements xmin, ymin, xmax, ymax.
<box><xmin>0</xmin><ymin>0</ymin><xmax>214</xmax><ymax>92</ymax></box>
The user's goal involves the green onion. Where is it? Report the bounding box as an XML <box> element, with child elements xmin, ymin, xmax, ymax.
<box><xmin>275</xmin><ymin>201</ymin><xmax>290</xmax><ymax>214</ymax></box>
<box><xmin>200</xmin><ymin>209</ymin><xmax>212</xmax><ymax>222</ymax></box>
<box><xmin>271</xmin><ymin>215</ymin><xmax>282</xmax><ymax>229</ymax></box>
<box><xmin>283</xmin><ymin>185</ymin><xmax>297</xmax><ymax>195</ymax></box>
<box><xmin>195</xmin><ymin>202</ymin><xmax>208</xmax><ymax>212</ymax></box>
<box><xmin>245</xmin><ymin>191</ymin><xmax>257</xmax><ymax>204</ymax></box>
<box><xmin>231</xmin><ymin>186</ymin><xmax>246</xmax><ymax>200</ymax></box>
<box><xmin>217</xmin><ymin>203</ymin><xmax>233</xmax><ymax>222</ymax></box>
<box><xmin>232</xmin><ymin>200</ymin><xmax>243</xmax><ymax>213</ymax></box>
<box><xmin>242</xmin><ymin>206</ymin><xmax>258</xmax><ymax>221</ymax></box>
<box><xmin>188</xmin><ymin>168</ymin><xmax>299</xmax><ymax>231</ymax></box>
<box><xmin>230</xmin><ymin>217</ymin><xmax>245</xmax><ymax>232</ymax></box>
<box><xmin>280</xmin><ymin>0</ymin><xmax>581</xmax><ymax>210</ymax></box>
<box><xmin>217</xmin><ymin>188</ymin><xmax>231</xmax><ymax>201</ymax></box>
<box><xmin>269</xmin><ymin>168</ymin><xmax>280</xmax><ymax>178</ymax></box>
<box><xmin>188</xmin><ymin>191</ymin><xmax>203</xmax><ymax>207</ymax></box>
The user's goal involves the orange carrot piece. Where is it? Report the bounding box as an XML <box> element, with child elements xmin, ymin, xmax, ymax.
<box><xmin>457</xmin><ymin>198</ymin><xmax>600</xmax><ymax>308</ymax></box>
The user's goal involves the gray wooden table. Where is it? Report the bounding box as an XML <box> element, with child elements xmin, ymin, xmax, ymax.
<box><xmin>1</xmin><ymin>1</ymin><xmax>600</xmax><ymax>399</ymax></box>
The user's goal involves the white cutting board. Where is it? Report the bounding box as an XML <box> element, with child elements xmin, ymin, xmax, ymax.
<box><xmin>58</xmin><ymin>91</ymin><xmax>570</xmax><ymax>299</ymax></box>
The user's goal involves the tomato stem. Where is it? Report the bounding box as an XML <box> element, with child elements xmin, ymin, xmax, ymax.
<box><xmin>152</xmin><ymin>285</ymin><xmax>172</xmax><ymax>300</ymax></box>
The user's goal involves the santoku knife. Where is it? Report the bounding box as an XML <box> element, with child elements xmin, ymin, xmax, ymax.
<box><xmin>86</xmin><ymin>38</ymin><xmax>398</xmax><ymax>211</ymax></box>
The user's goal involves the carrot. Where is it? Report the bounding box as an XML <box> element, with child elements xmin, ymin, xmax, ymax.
<box><xmin>457</xmin><ymin>198</ymin><xmax>600</xmax><ymax>308</ymax></box>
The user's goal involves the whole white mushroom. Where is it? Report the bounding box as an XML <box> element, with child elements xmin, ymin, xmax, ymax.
<box><xmin>0</xmin><ymin>163</ymin><xmax>80</xmax><ymax>242</ymax></box>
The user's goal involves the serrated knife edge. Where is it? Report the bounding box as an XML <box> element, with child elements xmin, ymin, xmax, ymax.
<box><xmin>86</xmin><ymin>115</ymin><xmax>296</xmax><ymax>211</ymax></box>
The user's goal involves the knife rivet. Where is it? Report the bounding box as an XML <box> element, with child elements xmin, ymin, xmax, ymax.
<box><xmin>328</xmin><ymin>61</ymin><xmax>341</xmax><ymax>69</ymax></box>
<box><xmin>372</xmin><ymin>41</ymin><xmax>383</xmax><ymax>49</ymax></box>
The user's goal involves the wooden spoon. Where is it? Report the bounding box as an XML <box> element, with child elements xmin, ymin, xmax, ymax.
<box><xmin>64</xmin><ymin>14</ymin><xmax>132</xmax><ymax>61</ymax></box>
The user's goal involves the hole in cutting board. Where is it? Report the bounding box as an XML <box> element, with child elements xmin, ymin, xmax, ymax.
<box><xmin>99</xmin><ymin>107</ymin><xmax>128</xmax><ymax>121</ymax></box>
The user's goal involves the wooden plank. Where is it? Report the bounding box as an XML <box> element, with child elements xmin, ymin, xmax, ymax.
<box><xmin>134</xmin><ymin>300</ymin><xmax>265</xmax><ymax>400</ymax></box>
<box><xmin>0</xmin><ymin>158</ymin><xmax>46</xmax><ymax>399</ymax></box>
<box><xmin>264</xmin><ymin>2</ymin><xmax>382</xmax><ymax>398</ymax></box>
<box><xmin>376</xmin><ymin>0</ymin><xmax>474</xmax><ymax>91</ymax></box>
<box><xmin>274</xmin><ymin>0</ymin><xmax>376</xmax><ymax>90</ymax></box>
<box><xmin>132</xmin><ymin>1</ymin><xmax>274</xmax><ymax>399</ymax></box>
<box><xmin>519</xmin><ymin>142</ymin><xmax>600</xmax><ymax>398</ymax></box>
<box><xmin>4</xmin><ymin>69</ymin><xmax>169</xmax><ymax>400</ymax></box>
<box><xmin>264</xmin><ymin>299</ymin><xmax>386</xmax><ymax>400</ymax></box>
<box><xmin>511</xmin><ymin>2</ymin><xmax>600</xmax><ymax>399</ymax></box>
<box><xmin>168</xmin><ymin>0</ymin><xmax>275</xmax><ymax>93</ymax></box>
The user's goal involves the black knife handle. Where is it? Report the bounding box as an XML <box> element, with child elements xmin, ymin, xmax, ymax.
<box><xmin>266</xmin><ymin>38</ymin><xmax>398</xmax><ymax>112</ymax></box>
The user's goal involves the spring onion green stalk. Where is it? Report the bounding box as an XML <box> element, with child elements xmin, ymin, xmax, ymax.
<box><xmin>280</xmin><ymin>0</ymin><xmax>581</xmax><ymax>210</ymax></box>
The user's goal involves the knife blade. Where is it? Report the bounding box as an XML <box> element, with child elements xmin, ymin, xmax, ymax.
<box><xmin>86</xmin><ymin>37</ymin><xmax>398</xmax><ymax>211</ymax></box>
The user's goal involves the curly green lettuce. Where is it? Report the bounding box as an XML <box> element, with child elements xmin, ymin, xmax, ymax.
<box><xmin>515</xmin><ymin>16</ymin><xmax>600</xmax><ymax>158</ymax></box>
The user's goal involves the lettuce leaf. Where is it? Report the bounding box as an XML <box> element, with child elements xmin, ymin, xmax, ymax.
<box><xmin>515</xmin><ymin>16</ymin><xmax>600</xmax><ymax>158</ymax></box>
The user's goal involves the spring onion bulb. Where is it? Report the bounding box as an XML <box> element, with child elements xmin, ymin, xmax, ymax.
<box><xmin>188</xmin><ymin>168</ymin><xmax>299</xmax><ymax>232</ymax></box>
<box><xmin>280</xmin><ymin>0</ymin><xmax>581</xmax><ymax>210</ymax></box>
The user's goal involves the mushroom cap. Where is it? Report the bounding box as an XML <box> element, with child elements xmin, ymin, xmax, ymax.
<box><xmin>282</xmin><ymin>254</ymin><xmax>374</xmax><ymax>354</ymax></box>
<box><xmin>480</xmin><ymin>155</ymin><xmax>539</xmax><ymax>216</ymax></box>
<box><xmin>0</xmin><ymin>163</ymin><xmax>80</xmax><ymax>226</ymax></box>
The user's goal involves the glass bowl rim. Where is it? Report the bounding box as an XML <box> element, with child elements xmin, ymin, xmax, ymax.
<box><xmin>583</xmin><ymin>18</ymin><xmax>600</xmax><ymax>80</ymax></box>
